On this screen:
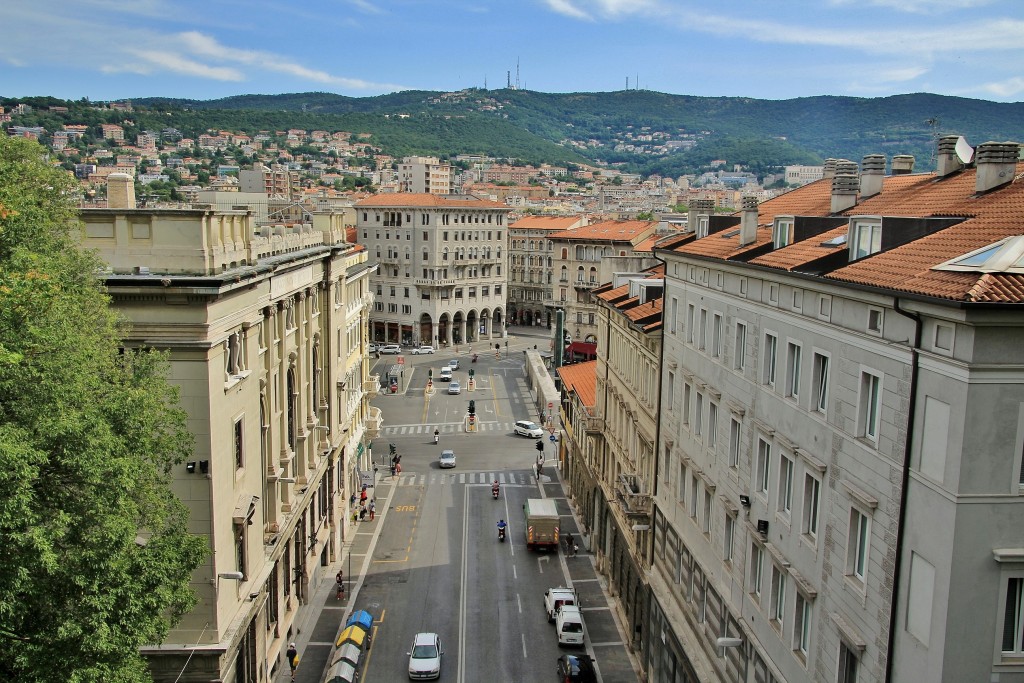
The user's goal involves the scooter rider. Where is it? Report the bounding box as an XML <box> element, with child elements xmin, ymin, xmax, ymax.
<box><xmin>497</xmin><ymin>519</ymin><xmax>507</xmax><ymax>539</ymax></box>
<box><xmin>492</xmin><ymin>480</ymin><xmax>500</xmax><ymax>497</ymax></box>
<box><xmin>434</xmin><ymin>428</ymin><xmax>440</xmax><ymax>444</ymax></box>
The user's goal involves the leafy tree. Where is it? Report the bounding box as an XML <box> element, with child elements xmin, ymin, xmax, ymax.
<box><xmin>0</xmin><ymin>136</ymin><xmax>207</xmax><ymax>683</ymax></box>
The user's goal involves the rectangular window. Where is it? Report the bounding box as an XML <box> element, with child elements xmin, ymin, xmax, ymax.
<box><xmin>786</xmin><ymin>342</ymin><xmax>802</xmax><ymax>399</ymax></box>
<box><xmin>750</xmin><ymin>542</ymin><xmax>764</xmax><ymax>597</ymax></box>
<box><xmin>699</xmin><ymin>308</ymin><xmax>708</xmax><ymax>350</ymax></box>
<box><xmin>724</xmin><ymin>514</ymin><xmax>735</xmax><ymax>562</ymax></box>
<box><xmin>773</xmin><ymin>218</ymin><xmax>794</xmax><ymax>249</ymax></box>
<box><xmin>695</xmin><ymin>392</ymin><xmax>704</xmax><ymax>438</ymax></box>
<box><xmin>838</xmin><ymin>642</ymin><xmax>859</xmax><ymax>683</ymax></box>
<box><xmin>683</xmin><ymin>383</ymin><xmax>691</xmax><ymax>427</ymax></box>
<box><xmin>234</xmin><ymin>418</ymin><xmax>244</xmax><ymax>469</ymax></box>
<box><xmin>848</xmin><ymin>508</ymin><xmax>870</xmax><ymax>582</ymax></box>
<box><xmin>763</xmin><ymin>333</ymin><xmax>778</xmax><ymax>386</ymax></box>
<box><xmin>812</xmin><ymin>352</ymin><xmax>830</xmax><ymax>414</ymax></box>
<box><xmin>1002</xmin><ymin>577</ymin><xmax>1024</xmax><ymax>654</ymax></box>
<box><xmin>770</xmin><ymin>564</ymin><xmax>786</xmax><ymax>624</ymax></box>
<box><xmin>686</xmin><ymin>304</ymin><xmax>695</xmax><ymax>344</ymax></box>
<box><xmin>712</xmin><ymin>313</ymin><xmax>722</xmax><ymax>357</ymax></box>
<box><xmin>708</xmin><ymin>402</ymin><xmax>718</xmax><ymax>450</ymax></box>
<box><xmin>859</xmin><ymin>370</ymin><xmax>882</xmax><ymax>441</ymax></box>
<box><xmin>678</xmin><ymin>463</ymin><xmax>687</xmax><ymax>503</ymax></box>
<box><xmin>729</xmin><ymin>418</ymin><xmax>741</xmax><ymax>468</ymax></box>
<box><xmin>735</xmin><ymin>322</ymin><xmax>747</xmax><ymax>371</ymax></box>
<box><xmin>690</xmin><ymin>477</ymin><xmax>699</xmax><ymax>518</ymax></box>
<box><xmin>702</xmin><ymin>489</ymin><xmax>713</xmax><ymax>535</ymax></box>
<box><xmin>851</xmin><ymin>219</ymin><xmax>882</xmax><ymax>260</ymax></box>
<box><xmin>779</xmin><ymin>455</ymin><xmax>794</xmax><ymax>516</ymax></box>
<box><xmin>802</xmin><ymin>474</ymin><xmax>821</xmax><ymax>541</ymax></box>
<box><xmin>795</xmin><ymin>593</ymin><xmax>811</xmax><ymax>657</ymax></box>
<box><xmin>756</xmin><ymin>438</ymin><xmax>771</xmax><ymax>496</ymax></box>
<box><xmin>667</xmin><ymin>372</ymin><xmax>675</xmax><ymax>410</ymax></box>
<box><xmin>670</xmin><ymin>297</ymin><xmax>679</xmax><ymax>334</ymax></box>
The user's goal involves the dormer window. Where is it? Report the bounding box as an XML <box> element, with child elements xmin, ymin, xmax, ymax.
<box><xmin>850</xmin><ymin>218</ymin><xmax>882</xmax><ymax>260</ymax></box>
<box><xmin>773</xmin><ymin>217</ymin><xmax>795</xmax><ymax>249</ymax></box>
<box><xmin>696</xmin><ymin>215</ymin><xmax>710</xmax><ymax>238</ymax></box>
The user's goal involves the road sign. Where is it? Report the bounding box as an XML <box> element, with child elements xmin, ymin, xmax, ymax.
<box><xmin>397</xmin><ymin>356</ymin><xmax>405</xmax><ymax>365</ymax></box>
<box><xmin>549</xmin><ymin>434</ymin><xmax>557</xmax><ymax>442</ymax></box>
<box><xmin>548</xmin><ymin>401</ymin><xmax>553</xmax><ymax>408</ymax></box>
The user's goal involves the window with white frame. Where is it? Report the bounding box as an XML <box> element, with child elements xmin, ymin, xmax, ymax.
<box><xmin>699</xmin><ymin>308</ymin><xmax>708</xmax><ymax>350</ymax></box>
<box><xmin>678</xmin><ymin>463</ymin><xmax>687</xmax><ymax>503</ymax></box>
<box><xmin>850</xmin><ymin>218</ymin><xmax>882</xmax><ymax>260</ymax></box>
<box><xmin>750</xmin><ymin>541</ymin><xmax>764</xmax><ymax>598</ymax></box>
<box><xmin>778</xmin><ymin>455</ymin><xmax>794</xmax><ymax>516</ymax></box>
<box><xmin>858</xmin><ymin>370</ymin><xmax>883</xmax><ymax>442</ymax></box>
<box><xmin>670</xmin><ymin>297</ymin><xmax>679</xmax><ymax>335</ymax></box>
<box><xmin>867</xmin><ymin>307</ymin><xmax>884</xmax><ymax>335</ymax></box>
<box><xmin>847</xmin><ymin>507</ymin><xmax>870</xmax><ymax>584</ymax></box>
<box><xmin>683</xmin><ymin>383</ymin><xmax>691</xmax><ymax>427</ymax></box>
<box><xmin>811</xmin><ymin>352</ymin><xmax>830</xmax><ymax>414</ymax></box>
<box><xmin>667</xmin><ymin>371</ymin><xmax>675</xmax><ymax>410</ymax></box>
<box><xmin>773</xmin><ymin>217</ymin><xmax>795</xmax><ymax>249</ymax></box>
<box><xmin>724</xmin><ymin>513</ymin><xmax>735</xmax><ymax>562</ymax></box>
<box><xmin>763</xmin><ymin>333</ymin><xmax>778</xmax><ymax>386</ymax></box>
<box><xmin>708</xmin><ymin>402</ymin><xmax>718</xmax><ymax>450</ymax></box>
<box><xmin>1002</xmin><ymin>576</ymin><xmax>1024</xmax><ymax>656</ymax></box>
<box><xmin>712</xmin><ymin>313</ymin><xmax>723</xmax><ymax>357</ymax></box>
<box><xmin>770</xmin><ymin>564</ymin><xmax>787</xmax><ymax>626</ymax></box>
<box><xmin>729</xmin><ymin>418</ymin><xmax>741</xmax><ymax>468</ymax></box>
<box><xmin>802</xmin><ymin>473</ymin><xmax>821</xmax><ymax>542</ymax></box>
<box><xmin>734</xmin><ymin>322</ymin><xmax>747</xmax><ymax>371</ymax></box>
<box><xmin>686</xmin><ymin>304</ymin><xmax>695</xmax><ymax>344</ymax></box>
<box><xmin>702</xmin><ymin>489</ymin><xmax>713</xmax><ymax>535</ymax></box>
<box><xmin>690</xmin><ymin>477</ymin><xmax>699</xmax><ymax>518</ymax></box>
<box><xmin>786</xmin><ymin>342</ymin><xmax>802</xmax><ymax>399</ymax></box>
<box><xmin>794</xmin><ymin>592</ymin><xmax>812</xmax><ymax>659</ymax></box>
<box><xmin>695</xmin><ymin>392</ymin><xmax>704</xmax><ymax>438</ymax></box>
<box><xmin>756</xmin><ymin>438</ymin><xmax>771</xmax><ymax>496</ymax></box>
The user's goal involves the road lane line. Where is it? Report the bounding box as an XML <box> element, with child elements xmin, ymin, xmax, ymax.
<box><xmin>457</xmin><ymin>485</ymin><xmax>470</xmax><ymax>683</ymax></box>
<box><xmin>517</xmin><ymin>593</ymin><xmax>522</xmax><ymax>614</ymax></box>
<box><xmin>521</xmin><ymin>633</ymin><xmax>527</xmax><ymax>659</ymax></box>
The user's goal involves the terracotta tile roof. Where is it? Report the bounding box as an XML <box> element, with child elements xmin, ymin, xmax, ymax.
<box><xmin>354</xmin><ymin>193</ymin><xmax>509</xmax><ymax>209</ymax></box>
<box><xmin>557</xmin><ymin>360</ymin><xmax>597</xmax><ymax>407</ymax></box>
<box><xmin>509</xmin><ymin>216</ymin><xmax>582</xmax><ymax>230</ymax></box>
<box><xmin>668</xmin><ymin>164</ymin><xmax>1024</xmax><ymax>303</ymax></box>
<box><xmin>548</xmin><ymin>219</ymin><xmax>657</xmax><ymax>243</ymax></box>
<box><xmin>634</xmin><ymin>234</ymin><xmax>661</xmax><ymax>253</ymax></box>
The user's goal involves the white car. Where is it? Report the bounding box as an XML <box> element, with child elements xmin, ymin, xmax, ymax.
<box><xmin>407</xmin><ymin>632</ymin><xmax>443</xmax><ymax>679</ymax></box>
<box><xmin>379</xmin><ymin>344</ymin><xmax>401</xmax><ymax>354</ymax></box>
<box><xmin>368</xmin><ymin>343</ymin><xmax>379</xmax><ymax>354</ymax></box>
<box><xmin>447</xmin><ymin>380</ymin><xmax>461</xmax><ymax>395</ymax></box>
<box><xmin>438</xmin><ymin>367</ymin><xmax>453</xmax><ymax>382</ymax></box>
<box><xmin>412</xmin><ymin>345</ymin><xmax>435</xmax><ymax>355</ymax></box>
<box><xmin>514</xmin><ymin>420</ymin><xmax>545</xmax><ymax>438</ymax></box>
<box><xmin>438</xmin><ymin>450</ymin><xmax>456</xmax><ymax>468</ymax></box>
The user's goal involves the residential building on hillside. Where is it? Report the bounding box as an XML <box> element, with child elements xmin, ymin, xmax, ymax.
<box><xmin>559</xmin><ymin>267</ymin><xmax>666</xmax><ymax>672</ymax></box>
<box><xmin>240</xmin><ymin>164</ymin><xmax>301</xmax><ymax>201</ymax></box>
<box><xmin>784</xmin><ymin>164</ymin><xmax>824</xmax><ymax>186</ymax></box>
<box><xmin>508</xmin><ymin>215</ymin><xmax>589</xmax><ymax>327</ymax></box>
<box><xmin>398</xmin><ymin>156</ymin><xmax>452</xmax><ymax>194</ymax></box>
<box><xmin>650</xmin><ymin>139</ymin><xmax>1024</xmax><ymax>683</ymax></box>
<box><xmin>548</xmin><ymin>220</ymin><xmax>660</xmax><ymax>347</ymax></box>
<box><xmin>355</xmin><ymin>193</ymin><xmax>512</xmax><ymax>346</ymax></box>
<box><xmin>78</xmin><ymin>174</ymin><xmax>380</xmax><ymax>683</ymax></box>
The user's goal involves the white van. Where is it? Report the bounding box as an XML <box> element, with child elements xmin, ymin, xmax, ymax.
<box><xmin>439</xmin><ymin>367</ymin><xmax>453</xmax><ymax>382</ymax></box>
<box><xmin>555</xmin><ymin>604</ymin><xmax>584</xmax><ymax>646</ymax></box>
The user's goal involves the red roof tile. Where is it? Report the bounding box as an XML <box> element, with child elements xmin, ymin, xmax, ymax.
<box><xmin>548</xmin><ymin>219</ymin><xmax>657</xmax><ymax>243</ymax></box>
<box><xmin>509</xmin><ymin>216</ymin><xmax>583</xmax><ymax>230</ymax></box>
<box><xmin>557</xmin><ymin>360</ymin><xmax>597</xmax><ymax>407</ymax></box>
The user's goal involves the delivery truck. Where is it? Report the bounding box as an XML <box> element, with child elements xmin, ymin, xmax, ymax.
<box><xmin>523</xmin><ymin>498</ymin><xmax>560</xmax><ymax>550</ymax></box>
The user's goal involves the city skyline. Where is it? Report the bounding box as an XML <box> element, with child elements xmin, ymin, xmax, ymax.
<box><xmin>3</xmin><ymin>0</ymin><xmax>1023</xmax><ymax>103</ymax></box>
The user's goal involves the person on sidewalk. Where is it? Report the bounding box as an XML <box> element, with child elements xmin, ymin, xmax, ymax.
<box><xmin>336</xmin><ymin>571</ymin><xmax>345</xmax><ymax>600</ymax></box>
<box><xmin>286</xmin><ymin>643</ymin><xmax>298</xmax><ymax>680</ymax></box>
<box><xmin>369</xmin><ymin>499</ymin><xmax>376</xmax><ymax>520</ymax></box>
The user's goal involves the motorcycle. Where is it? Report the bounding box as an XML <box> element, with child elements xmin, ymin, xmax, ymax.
<box><xmin>492</xmin><ymin>485</ymin><xmax>500</xmax><ymax>499</ymax></box>
<box><xmin>498</xmin><ymin>525</ymin><xmax>507</xmax><ymax>542</ymax></box>
<box><xmin>433</xmin><ymin>431</ymin><xmax>439</xmax><ymax>444</ymax></box>
<box><xmin>472</xmin><ymin>353</ymin><xmax>478</xmax><ymax>363</ymax></box>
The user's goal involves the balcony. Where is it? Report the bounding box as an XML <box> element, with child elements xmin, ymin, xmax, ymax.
<box><xmin>616</xmin><ymin>474</ymin><xmax>653</xmax><ymax>518</ymax></box>
<box><xmin>363</xmin><ymin>375</ymin><xmax>379</xmax><ymax>399</ymax></box>
<box><xmin>415</xmin><ymin>278</ymin><xmax>457</xmax><ymax>288</ymax></box>
<box><xmin>574</xmin><ymin>280</ymin><xmax>599</xmax><ymax>290</ymax></box>
<box><xmin>583</xmin><ymin>412</ymin><xmax>605</xmax><ymax>434</ymax></box>
<box><xmin>365</xmin><ymin>406</ymin><xmax>383</xmax><ymax>438</ymax></box>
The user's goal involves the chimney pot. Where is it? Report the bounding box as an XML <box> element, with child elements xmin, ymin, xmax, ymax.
<box><xmin>891</xmin><ymin>155</ymin><xmax>915</xmax><ymax>175</ymax></box>
<box><xmin>822</xmin><ymin>158</ymin><xmax>838</xmax><ymax>180</ymax></box>
<box><xmin>830</xmin><ymin>160</ymin><xmax>859</xmax><ymax>214</ymax></box>
<box><xmin>975</xmin><ymin>141</ymin><xmax>1021</xmax><ymax>194</ymax></box>
<box><xmin>739</xmin><ymin>196</ymin><xmax>759</xmax><ymax>246</ymax></box>
<box><xmin>936</xmin><ymin>135</ymin><xmax>963</xmax><ymax>178</ymax></box>
<box><xmin>106</xmin><ymin>172</ymin><xmax>136</xmax><ymax>209</ymax></box>
<box><xmin>860</xmin><ymin>154</ymin><xmax>885</xmax><ymax>198</ymax></box>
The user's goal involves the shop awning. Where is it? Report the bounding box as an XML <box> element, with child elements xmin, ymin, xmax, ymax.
<box><xmin>565</xmin><ymin>341</ymin><xmax>598</xmax><ymax>356</ymax></box>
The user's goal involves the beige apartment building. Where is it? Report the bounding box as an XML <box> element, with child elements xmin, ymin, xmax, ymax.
<box><xmin>398</xmin><ymin>156</ymin><xmax>452</xmax><ymax>194</ymax></box>
<box><xmin>548</xmin><ymin>219</ymin><xmax>660</xmax><ymax>347</ymax></box>
<box><xmin>508</xmin><ymin>215</ymin><xmax>588</xmax><ymax>327</ymax></box>
<box><xmin>240</xmin><ymin>164</ymin><xmax>301</xmax><ymax>201</ymax></box>
<box><xmin>355</xmin><ymin>193</ymin><xmax>512</xmax><ymax>346</ymax></box>
<box><xmin>78</xmin><ymin>174</ymin><xmax>379</xmax><ymax>683</ymax></box>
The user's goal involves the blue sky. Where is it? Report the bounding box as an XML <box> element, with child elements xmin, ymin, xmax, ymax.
<box><xmin>3</xmin><ymin>0</ymin><xmax>1023</xmax><ymax>102</ymax></box>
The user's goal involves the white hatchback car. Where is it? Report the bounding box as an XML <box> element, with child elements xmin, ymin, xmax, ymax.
<box><xmin>379</xmin><ymin>344</ymin><xmax>401</xmax><ymax>354</ymax></box>
<box><xmin>407</xmin><ymin>632</ymin><xmax>443</xmax><ymax>679</ymax></box>
<box><xmin>514</xmin><ymin>420</ymin><xmax>545</xmax><ymax>438</ymax></box>
<box><xmin>412</xmin><ymin>345</ymin><xmax>435</xmax><ymax>355</ymax></box>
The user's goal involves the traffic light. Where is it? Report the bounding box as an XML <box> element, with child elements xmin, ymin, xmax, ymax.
<box><xmin>389</xmin><ymin>443</ymin><xmax>396</xmax><ymax>456</ymax></box>
<box><xmin>468</xmin><ymin>400</ymin><xmax>476</xmax><ymax>416</ymax></box>
<box><xmin>536</xmin><ymin>440</ymin><xmax>544</xmax><ymax>452</ymax></box>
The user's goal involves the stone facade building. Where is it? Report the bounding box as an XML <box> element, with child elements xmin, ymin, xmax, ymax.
<box><xmin>508</xmin><ymin>215</ymin><xmax>588</xmax><ymax>327</ymax></box>
<box><xmin>78</xmin><ymin>174</ymin><xmax>379</xmax><ymax>683</ymax></box>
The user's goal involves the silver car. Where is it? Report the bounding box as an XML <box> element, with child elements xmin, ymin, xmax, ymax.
<box><xmin>407</xmin><ymin>632</ymin><xmax>443</xmax><ymax>679</ymax></box>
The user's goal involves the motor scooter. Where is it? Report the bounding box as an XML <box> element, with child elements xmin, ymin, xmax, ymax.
<box><xmin>472</xmin><ymin>353</ymin><xmax>478</xmax><ymax>363</ymax></box>
<box><xmin>498</xmin><ymin>525</ymin><xmax>506</xmax><ymax>542</ymax></box>
<box><xmin>492</xmin><ymin>485</ymin><xmax>500</xmax><ymax>499</ymax></box>
<box><xmin>433</xmin><ymin>431</ymin><xmax>439</xmax><ymax>444</ymax></box>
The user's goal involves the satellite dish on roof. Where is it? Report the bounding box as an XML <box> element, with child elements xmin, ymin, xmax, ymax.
<box><xmin>955</xmin><ymin>136</ymin><xmax>975</xmax><ymax>165</ymax></box>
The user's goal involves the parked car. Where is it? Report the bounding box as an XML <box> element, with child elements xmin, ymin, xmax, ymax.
<box><xmin>556</xmin><ymin>654</ymin><xmax>597</xmax><ymax>683</ymax></box>
<box><xmin>438</xmin><ymin>449</ymin><xmax>456</xmax><ymax>468</ymax></box>
<box><xmin>447</xmin><ymin>358</ymin><xmax>460</xmax><ymax>370</ymax></box>
<box><xmin>380</xmin><ymin>344</ymin><xmax>401</xmax><ymax>354</ymax></box>
<box><xmin>407</xmin><ymin>632</ymin><xmax>443</xmax><ymax>680</ymax></box>
<box><xmin>514</xmin><ymin>420</ymin><xmax>545</xmax><ymax>438</ymax></box>
<box><xmin>447</xmin><ymin>380</ymin><xmax>461</xmax><ymax>395</ymax></box>
<box><xmin>368</xmin><ymin>343</ymin><xmax>379</xmax><ymax>354</ymax></box>
<box><xmin>438</xmin><ymin>367</ymin><xmax>453</xmax><ymax>382</ymax></box>
<box><xmin>544</xmin><ymin>587</ymin><xmax>578</xmax><ymax>622</ymax></box>
<box><xmin>555</xmin><ymin>605</ymin><xmax>585</xmax><ymax>646</ymax></box>
<box><xmin>412</xmin><ymin>345</ymin><xmax>435</xmax><ymax>355</ymax></box>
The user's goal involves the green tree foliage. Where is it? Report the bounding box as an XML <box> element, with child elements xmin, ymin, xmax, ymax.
<box><xmin>0</xmin><ymin>136</ymin><xmax>207</xmax><ymax>683</ymax></box>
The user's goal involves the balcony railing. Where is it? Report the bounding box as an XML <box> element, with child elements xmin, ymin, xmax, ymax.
<box><xmin>363</xmin><ymin>376</ymin><xmax>379</xmax><ymax>399</ymax></box>
<box><xmin>616</xmin><ymin>474</ymin><xmax>653</xmax><ymax>517</ymax></box>
<box><xmin>365</xmin><ymin>406</ymin><xmax>383</xmax><ymax>438</ymax></box>
<box><xmin>583</xmin><ymin>414</ymin><xmax>605</xmax><ymax>434</ymax></box>
<box><xmin>415</xmin><ymin>279</ymin><xmax>457</xmax><ymax>287</ymax></box>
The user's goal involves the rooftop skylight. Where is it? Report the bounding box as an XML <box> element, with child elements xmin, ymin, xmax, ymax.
<box><xmin>934</xmin><ymin>235</ymin><xmax>1024</xmax><ymax>274</ymax></box>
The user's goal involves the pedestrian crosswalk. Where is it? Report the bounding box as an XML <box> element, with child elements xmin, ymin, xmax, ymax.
<box><xmin>380</xmin><ymin>421</ymin><xmax>518</xmax><ymax>437</ymax></box>
<box><xmin>384</xmin><ymin>471</ymin><xmax>537</xmax><ymax>487</ymax></box>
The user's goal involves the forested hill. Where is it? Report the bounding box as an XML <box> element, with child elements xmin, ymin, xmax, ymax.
<box><xmin>20</xmin><ymin>88</ymin><xmax>1024</xmax><ymax>177</ymax></box>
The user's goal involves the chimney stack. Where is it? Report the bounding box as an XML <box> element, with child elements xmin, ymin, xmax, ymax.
<box><xmin>936</xmin><ymin>135</ymin><xmax>963</xmax><ymax>178</ymax></box>
<box><xmin>860</xmin><ymin>154</ymin><xmax>885</xmax><ymax>199</ymax></box>
<box><xmin>106</xmin><ymin>172</ymin><xmax>136</xmax><ymax>209</ymax></box>
<box><xmin>891</xmin><ymin>155</ymin><xmax>915</xmax><ymax>175</ymax></box>
<box><xmin>830</xmin><ymin>160</ymin><xmax>859</xmax><ymax>214</ymax></box>
<box><xmin>687</xmin><ymin>198</ymin><xmax>715</xmax><ymax>233</ymax></box>
<box><xmin>739</xmin><ymin>195</ymin><xmax>759</xmax><ymax>246</ymax></box>
<box><xmin>822</xmin><ymin>158</ymin><xmax>838</xmax><ymax>180</ymax></box>
<box><xmin>975</xmin><ymin>141</ymin><xmax>1020</xmax><ymax>194</ymax></box>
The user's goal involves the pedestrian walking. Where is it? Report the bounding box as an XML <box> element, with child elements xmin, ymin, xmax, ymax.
<box><xmin>565</xmin><ymin>532</ymin><xmax>574</xmax><ymax>554</ymax></box>
<box><xmin>369</xmin><ymin>499</ymin><xmax>376</xmax><ymax>520</ymax></box>
<box><xmin>359</xmin><ymin>486</ymin><xmax>368</xmax><ymax>504</ymax></box>
<box><xmin>336</xmin><ymin>571</ymin><xmax>345</xmax><ymax>600</ymax></box>
<box><xmin>286</xmin><ymin>643</ymin><xmax>299</xmax><ymax>680</ymax></box>
<box><xmin>359</xmin><ymin>505</ymin><xmax>367</xmax><ymax>521</ymax></box>
<box><xmin>390</xmin><ymin>463</ymin><xmax>396</xmax><ymax>477</ymax></box>
<box><xmin>573</xmin><ymin>542</ymin><xmax>579</xmax><ymax>557</ymax></box>
<box><xmin>396</xmin><ymin>463</ymin><xmax>402</xmax><ymax>475</ymax></box>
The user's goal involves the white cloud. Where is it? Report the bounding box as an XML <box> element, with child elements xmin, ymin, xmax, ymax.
<box><xmin>541</xmin><ymin>0</ymin><xmax>592</xmax><ymax>20</ymax></box>
<box><xmin>126</xmin><ymin>50</ymin><xmax>246</xmax><ymax>81</ymax></box>
<box><xmin>977</xmin><ymin>76</ymin><xmax>1024</xmax><ymax>98</ymax></box>
<box><xmin>828</xmin><ymin>0</ymin><xmax>995</xmax><ymax>12</ymax></box>
<box><xmin>346</xmin><ymin>0</ymin><xmax>383</xmax><ymax>13</ymax></box>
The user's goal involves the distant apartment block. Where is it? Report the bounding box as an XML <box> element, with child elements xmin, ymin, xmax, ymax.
<box><xmin>398</xmin><ymin>156</ymin><xmax>451</xmax><ymax>194</ymax></box>
<box><xmin>784</xmin><ymin>164</ymin><xmax>824</xmax><ymax>186</ymax></box>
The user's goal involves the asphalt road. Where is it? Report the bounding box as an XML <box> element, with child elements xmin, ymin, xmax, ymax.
<box><xmin>358</xmin><ymin>346</ymin><xmax>582</xmax><ymax>682</ymax></box>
